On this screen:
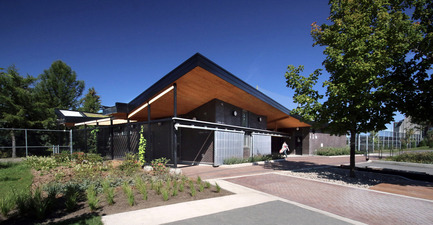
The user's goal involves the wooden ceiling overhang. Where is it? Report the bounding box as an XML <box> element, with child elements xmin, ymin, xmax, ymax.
<box><xmin>125</xmin><ymin>53</ymin><xmax>310</xmax><ymax>130</ymax></box>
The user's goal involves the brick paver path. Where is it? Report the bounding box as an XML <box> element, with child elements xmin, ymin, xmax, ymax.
<box><xmin>227</xmin><ymin>173</ymin><xmax>433</xmax><ymax>225</ymax></box>
<box><xmin>181</xmin><ymin>156</ymin><xmax>366</xmax><ymax>180</ymax></box>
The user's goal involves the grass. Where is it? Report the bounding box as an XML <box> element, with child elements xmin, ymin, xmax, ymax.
<box><xmin>43</xmin><ymin>215</ymin><xmax>102</xmax><ymax>225</ymax></box>
<box><xmin>386</xmin><ymin>152</ymin><xmax>433</xmax><ymax>164</ymax></box>
<box><xmin>223</xmin><ymin>154</ymin><xmax>277</xmax><ymax>165</ymax></box>
<box><xmin>0</xmin><ymin>162</ymin><xmax>33</xmax><ymax>197</ymax></box>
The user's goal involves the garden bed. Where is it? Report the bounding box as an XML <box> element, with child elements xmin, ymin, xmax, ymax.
<box><xmin>0</xmin><ymin>153</ymin><xmax>231</xmax><ymax>224</ymax></box>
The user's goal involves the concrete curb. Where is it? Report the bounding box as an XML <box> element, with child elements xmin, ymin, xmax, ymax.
<box><xmin>370</xmin><ymin>160</ymin><xmax>433</xmax><ymax>168</ymax></box>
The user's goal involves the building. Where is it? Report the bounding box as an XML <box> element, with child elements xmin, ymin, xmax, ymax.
<box><xmin>57</xmin><ymin>53</ymin><xmax>346</xmax><ymax>166</ymax></box>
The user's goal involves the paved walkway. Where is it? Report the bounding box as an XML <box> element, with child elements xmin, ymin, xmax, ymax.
<box><xmin>103</xmin><ymin>156</ymin><xmax>433</xmax><ymax>225</ymax></box>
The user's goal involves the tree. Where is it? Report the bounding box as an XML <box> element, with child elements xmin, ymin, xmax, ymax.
<box><xmin>287</xmin><ymin>0</ymin><xmax>419</xmax><ymax>177</ymax></box>
<box><xmin>0</xmin><ymin>66</ymin><xmax>38</xmax><ymax>157</ymax></box>
<box><xmin>35</xmin><ymin>60</ymin><xmax>85</xmax><ymax>128</ymax></box>
<box><xmin>79</xmin><ymin>87</ymin><xmax>102</xmax><ymax>113</ymax></box>
<box><xmin>393</xmin><ymin>0</ymin><xmax>432</xmax><ymax>126</ymax></box>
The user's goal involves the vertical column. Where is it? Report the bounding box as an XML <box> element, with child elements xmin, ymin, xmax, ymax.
<box><xmin>148</xmin><ymin>102</ymin><xmax>152</xmax><ymax>161</ymax></box>
<box><xmin>69</xmin><ymin>129</ymin><xmax>73</xmax><ymax>155</ymax></box>
<box><xmin>127</xmin><ymin>118</ymin><xmax>131</xmax><ymax>153</ymax></box>
<box><xmin>110</xmin><ymin>118</ymin><xmax>114</xmax><ymax>159</ymax></box>
<box><xmin>84</xmin><ymin>124</ymin><xmax>88</xmax><ymax>153</ymax></box>
<box><xmin>25</xmin><ymin>129</ymin><xmax>28</xmax><ymax>157</ymax></box>
<box><xmin>173</xmin><ymin>83</ymin><xmax>178</xmax><ymax>168</ymax></box>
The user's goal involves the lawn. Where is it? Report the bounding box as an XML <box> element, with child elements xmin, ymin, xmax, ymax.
<box><xmin>0</xmin><ymin>162</ymin><xmax>33</xmax><ymax>197</ymax></box>
<box><xmin>0</xmin><ymin>153</ymin><xmax>230</xmax><ymax>224</ymax></box>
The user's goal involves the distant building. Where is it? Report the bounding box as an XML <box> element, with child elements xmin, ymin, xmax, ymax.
<box><xmin>393</xmin><ymin>117</ymin><xmax>422</xmax><ymax>135</ymax></box>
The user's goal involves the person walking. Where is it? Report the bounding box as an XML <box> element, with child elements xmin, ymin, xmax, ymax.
<box><xmin>279</xmin><ymin>142</ymin><xmax>289</xmax><ymax>157</ymax></box>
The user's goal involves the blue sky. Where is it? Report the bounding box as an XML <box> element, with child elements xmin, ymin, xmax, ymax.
<box><xmin>1</xmin><ymin>0</ymin><xmax>403</xmax><ymax>130</ymax></box>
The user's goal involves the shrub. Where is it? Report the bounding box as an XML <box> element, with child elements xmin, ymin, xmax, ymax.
<box><xmin>386</xmin><ymin>152</ymin><xmax>433</xmax><ymax>164</ymax></box>
<box><xmin>151</xmin><ymin>158</ymin><xmax>170</xmax><ymax>175</ymax></box>
<box><xmin>25</xmin><ymin>156</ymin><xmax>59</xmax><ymax>171</ymax></box>
<box><xmin>223</xmin><ymin>154</ymin><xmax>274</xmax><ymax>165</ymax></box>
<box><xmin>315</xmin><ymin>147</ymin><xmax>362</xmax><ymax>156</ymax></box>
<box><xmin>119</xmin><ymin>153</ymin><xmax>140</xmax><ymax>176</ymax></box>
<box><xmin>53</xmin><ymin>152</ymin><xmax>71</xmax><ymax>163</ymax></box>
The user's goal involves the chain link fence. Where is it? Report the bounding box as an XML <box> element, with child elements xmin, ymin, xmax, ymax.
<box><xmin>0</xmin><ymin>128</ymin><xmax>72</xmax><ymax>158</ymax></box>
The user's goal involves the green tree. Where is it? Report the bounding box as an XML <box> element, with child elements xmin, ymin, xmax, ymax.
<box><xmin>79</xmin><ymin>87</ymin><xmax>102</xmax><ymax>113</ymax></box>
<box><xmin>393</xmin><ymin>0</ymin><xmax>432</xmax><ymax>126</ymax></box>
<box><xmin>287</xmin><ymin>0</ymin><xmax>419</xmax><ymax>177</ymax></box>
<box><xmin>285</xmin><ymin>65</ymin><xmax>323</xmax><ymax>122</ymax></box>
<box><xmin>0</xmin><ymin>66</ymin><xmax>38</xmax><ymax>157</ymax></box>
<box><xmin>35</xmin><ymin>60</ymin><xmax>85</xmax><ymax>128</ymax></box>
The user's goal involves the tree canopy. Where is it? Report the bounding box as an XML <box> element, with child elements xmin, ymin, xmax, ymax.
<box><xmin>35</xmin><ymin>60</ymin><xmax>85</xmax><ymax>128</ymax></box>
<box><xmin>79</xmin><ymin>87</ymin><xmax>102</xmax><ymax>113</ymax></box>
<box><xmin>286</xmin><ymin>0</ymin><xmax>421</xmax><ymax>176</ymax></box>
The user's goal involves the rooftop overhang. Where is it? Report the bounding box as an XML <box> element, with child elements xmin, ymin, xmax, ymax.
<box><xmin>126</xmin><ymin>53</ymin><xmax>310</xmax><ymax>130</ymax></box>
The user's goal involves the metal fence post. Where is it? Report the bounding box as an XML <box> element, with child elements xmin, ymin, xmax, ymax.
<box><xmin>70</xmin><ymin>129</ymin><xmax>73</xmax><ymax>155</ymax></box>
<box><xmin>25</xmin><ymin>129</ymin><xmax>28</xmax><ymax>157</ymax></box>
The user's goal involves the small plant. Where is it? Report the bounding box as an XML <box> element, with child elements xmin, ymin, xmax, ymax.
<box><xmin>0</xmin><ymin>195</ymin><xmax>15</xmax><ymax>217</ymax></box>
<box><xmin>196</xmin><ymin>176</ymin><xmax>202</xmax><ymax>184</ymax></box>
<box><xmin>161</xmin><ymin>189</ymin><xmax>169</xmax><ymax>201</ymax></box>
<box><xmin>151</xmin><ymin>157</ymin><xmax>170</xmax><ymax>175</ymax></box>
<box><xmin>102</xmin><ymin>180</ymin><xmax>115</xmax><ymax>206</ymax></box>
<box><xmin>179</xmin><ymin>182</ymin><xmax>185</xmax><ymax>192</ymax></box>
<box><xmin>86</xmin><ymin>184</ymin><xmax>99</xmax><ymax>211</ymax></box>
<box><xmin>215</xmin><ymin>182</ymin><xmax>221</xmax><ymax>193</ymax></box>
<box><xmin>64</xmin><ymin>183</ymin><xmax>80</xmax><ymax>212</ymax></box>
<box><xmin>172</xmin><ymin>187</ymin><xmax>178</xmax><ymax>197</ymax></box>
<box><xmin>190</xmin><ymin>185</ymin><xmax>196</xmax><ymax>197</ymax></box>
<box><xmin>205</xmin><ymin>181</ymin><xmax>211</xmax><ymax>189</ymax></box>
<box><xmin>122</xmin><ymin>183</ymin><xmax>135</xmax><ymax>206</ymax></box>
<box><xmin>198</xmin><ymin>182</ymin><xmax>204</xmax><ymax>192</ymax></box>
<box><xmin>138</xmin><ymin>183</ymin><xmax>148</xmax><ymax>200</ymax></box>
<box><xmin>155</xmin><ymin>180</ymin><xmax>163</xmax><ymax>195</ymax></box>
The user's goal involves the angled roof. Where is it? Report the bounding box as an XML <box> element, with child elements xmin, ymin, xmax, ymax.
<box><xmin>123</xmin><ymin>53</ymin><xmax>310</xmax><ymax>129</ymax></box>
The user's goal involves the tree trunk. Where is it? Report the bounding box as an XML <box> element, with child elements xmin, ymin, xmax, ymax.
<box><xmin>11</xmin><ymin>130</ymin><xmax>16</xmax><ymax>158</ymax></box>
<box><xmin>349</xmin><ymin>130</ymin><xmax>356</xmax><ymax>177</ymax></box>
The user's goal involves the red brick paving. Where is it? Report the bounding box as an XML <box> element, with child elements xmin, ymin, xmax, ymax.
<box><xmin>180</xmin><ymin>156</ymin><xmax>433</xmax><ymax>225</ymax></box>
<box><xmin>181</xmin><ymin>155</ymin><xmax>366</xmax><ymax>179</ymax></box>
<box><xmin>227</xmin><ymin>173</ymin><xmax>433</xmax><ymax>225</ymax></box>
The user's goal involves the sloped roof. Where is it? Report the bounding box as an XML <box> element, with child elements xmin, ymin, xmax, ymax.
<box><xmin>124</xmin><ymin>53</ymin><xmax>310</xmax><ymax>129</ymax></box>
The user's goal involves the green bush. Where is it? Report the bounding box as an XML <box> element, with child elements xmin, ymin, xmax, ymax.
<box><xmin>118</xmin><ymin>153</ymin><xmax>140</xmax><ymax>176</ymax></box>
<box><xmin>315</xmin><ymin>147</ymin><xmax>362</xmax><ymax>156</ymax></box>
<box><xmin>386</xmin><ymin>152</ymin><xmax>433</xmax><ymax>164</ymax></box>
<box><xmin>151</xmin><ymin>157</ymin><xmax>170</xmax><ymax>175</ymax></box>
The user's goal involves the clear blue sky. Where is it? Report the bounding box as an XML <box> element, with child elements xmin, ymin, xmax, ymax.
<box><xmin>1</xmin><ymin>0</ymin><xmax>403</xmax><ymax>130</ymax></box>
